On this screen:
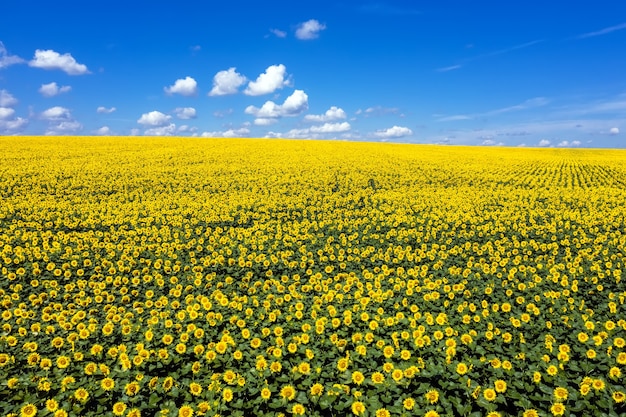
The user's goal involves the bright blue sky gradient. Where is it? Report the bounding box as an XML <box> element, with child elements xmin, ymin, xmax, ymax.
<box><xmin>1</xmin><ymin>1</ymin><xmax>625</xmax><ymax>147</ymax></box>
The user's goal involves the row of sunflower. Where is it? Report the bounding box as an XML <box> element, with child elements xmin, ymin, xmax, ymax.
<box><xmin>1</xmin><ymin>137</ymin><xmax>625</xmax><ymax>417</ymax></box>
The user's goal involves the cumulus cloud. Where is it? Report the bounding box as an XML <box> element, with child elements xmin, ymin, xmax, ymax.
<box><xmin>269</xmin><ymin>29</ymin><xmax>287</xmax><ymax>38</ymax></box>
<box><xmin>244</xmin><ymin>64</ymin><xmax>289</xmax><ymax>96</ymax></box>
<box><xmin>94</xmin><ymin>126</ymin><xmax>112</xmax><ymax>135</ymax></box>
<box><xmin>245</xmin><ymin>89</ymin><xmax>308</xmax><ymax>119</ymax></box>
<box><xmin>164</xmin><ymin>76</ymin><xmax>198</xmax><ymax>96</ymax></box>
<box><xmin>39</xmin><ymin>82</ymin><xmax>71</xmax><ymax>97</ymax></box>
<box><xmin>0</xmin><ymin>90</ymin><xmax>17</xmax><ymax>107</ymax></box>
<box><xmin>201</xmin><ymin>127</ymin><xmax>250</xmax><ymax>138</ymax></box>
<box><xmin>304</xmin><ymin>106</ymin><xmax>347</xmax><ymax>122</ymax></box>
<box><xmin>0</xmin><ymin>41</ymin><xmax>24</xmax><ymax>69</ymax></box>
<box><xmin>174</xmin><ymin>107</ymin><xmax>197</xmax><ymax>119</ymax></box>
<box><xmin>609</xmin><ymin>127</ymin><xmax>620</xmax><ymax>135</ymax></box>
<box><xmin>97</xmin><ymin>106</ymin><xmax>116</xmax><ymax>114</ymax></box>
<box><xmin>0</xmin><ymin>107</ymin><xmax>15</xmax><ymax>120</ymax></box>
<box><xmin>310</xmin><ymin>122</ymin><xmax>351</xmax><ymax>133</ymax></box>
<box><xmin>46</xmin><ymin>120</ymin><xmax>82</xmax><ymax>135</ymax></box>
<box><xmin>29</xmin><ymin>49</ymin><xmax>89</xmax><ymax>75</ymax></box>
<box><xmin>373</xmin><ymin>125</ymin><xmax>413</xmax><ymax>139</ymax></box>
<box><xmin>0</xmin><ymin>117</ymin><xmax>28</xmax><ymax>133</ymax></box>
<box><xmin>254</xmin><ymin>118</ymin><xmax>278</xmax><ymax>126</ymax></box>
<box><xmin>295</xmin><ymin>19</ymin><xmax>326</xmax><ymax>40</ymax></box>
<box><xmin>145</xmin><ymin>123</ymin><xmax>177</xmax><ymax>136</ymax></box>
<box><xmin>41</xmin><ymin>106</ymin><xmax>71</xmax><ymax>121</ymax></box>
<box><xmin>137</xmin><ymin>111</ymin><xmax>172</xmax><ymax>126</ymax></box>
<box><xmin>538</xmin><ymin>139</ymin><xmax>551</xmax><ymax>147</ymax></box>
<box><xmin>209</xmin><ymin>68</ymin><xmax>247</xmax><ymax>96</ymax></box>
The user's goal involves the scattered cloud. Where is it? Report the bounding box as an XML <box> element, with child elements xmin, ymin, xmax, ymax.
<box><xmin>97</xmin><ymin>106</ymin><xmax>116</xmax><ymax>114</ymax></box>
<box><xmin>609</xmin><ymin>127</ymin><xmax>620</xmax><ymax>135</ymax></box>
<box><xmin>269</xmin><ymin>29</ymin><xmax>287</xmax><ymax>38</ymax></box>
<box><xmin>358</xmin><ymin>106</ymin><xmax>400</xmax><ymax>117</ymax></box>
<box><xmin>304</xmin><ymin>106</ymin><xmax>347</xmax><ymax>122</ymax></box>
<box><xmin>213</xmin><ymin>108</ymin><xmax>234</xmax><ymax>118</ymax></box>
<box><xmin>557</xmin><ymin>140</ymin><xmax>581</xmax><ymax>147</ymax></box>
<box><xmin>437</xmin><ymin>65</ymin><xmax>462</xmax><ymax>72</ymax></box>
<box><xmin>0</xmin><ymin>117</ymin><xmax>28</xmax><ymax>133</ymax></box>
<box><xmin>373</xmin><ymin>125</ymin><xmax>413</xmax><ymax>139</ymax></box>
<box><xmin>254</xmin><ymin>118</ymin><xmax>278</xmax><ymax>126</ymax></box>
<box><xmin>436</xmin><ymin>97</ymin><xmax>549</xmax><ymax>121</ymax></box>
<box><xmin>481</xmin><ymin>139</ymin><xmax>504</xmax><ymax>146</ymax></box>
<box><xmin>245</xmin><ymin>89</ymin><xmax>309</xmax><ymax>119</ymax></box>
<box><xmin>295</xmin><ymin>19</ymin><xmax>326</xmax><ymax>40</ymax></box>
<box><xmin>201</xmin><ymin>127</ymin><xmax>250</xmax><ymax>138</ymax></box>
<box><xmin>137</xmin><ymin>111</ymin><xmax>172</xmax><ymax>126</ymax></box>
<box><xmin>39</xmin><ymin>82</ymin><xmax>71</xmax><ymax>97</ymax></box>
<box><xmin>537</xmin><ymin>139</ymin><xmax>551</xmax><ymax>147</ymax></box>
<box><xmin>0</xmin><ymin>107</ymin><xmax>15</xmax><ymax>119</ymax></box>
<box><xmin>145</xmin><ymin>123</ymin><xmax>177</xmax><ymax>136</ymax></box>
<box><xmin>94</xmin><ymin>126</ymin><xmax>112</xmax><ymax>135</ymax></box>
<box><xmin>437</xmin><ymin>40</ymin><xmax>543</xmax><ymax>72</ymax></box>
<box><xmin>436</xmin><ymin>115</ymin><xmax>471</xmax><ymax>122</ymax></box>
<box><xmin>0</xmin><ymin>41</ymin><xmax>24</xmax><ymax>69</ymax></box>
<box><xmin>0</xmin><ymin>90</ymin><xmax>18</xmax><ymax>107</ymax></box>
<box><xmin>209</xmin><ymin>68</ymin><xmax>247</xmax><ymax>96</ymax></box>
<box><xmin>174</xmin><ymin>107</ymin><xmax>197</xmax><ymax>120</ymax></box>
<box><xmin>164</xmin><ymin>76</ymin><xmax>198</xmax><ymax>96</ymax></box>
<box><xmin>310</xmin><ymin>122</ymin><xmax>351</xmax><ymax>133</ymax></box>
<box><xmin>29</xmin><ymin>49</ymin><xmax>89</xmax><ymax>75</ymax></box>
<box><xmin>41</xmin><ymin>106</ymin><xmax>72</xmax><ymax>121</ymax></box>
<box><xmin>46</xmin><ymin>120</ymin><xmax>82</xmax><ymax>135</ymax></box>
<box><xmin>577</xmin><ymin>22</ymin><xmax>626</xmax><ymax>39</ymax></box>
<box><xmin>244</xmin><ymin>64</ymin><xmax>290</xmax><ymax>96</ymax></box>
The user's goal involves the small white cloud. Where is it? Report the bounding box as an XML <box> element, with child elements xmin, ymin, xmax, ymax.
<box><xmin>295</xmin><ymin>19</ymin><xmax>326</xmax><ymax>40</ymax></box>
<box><xmin>29</xmin><ymin>49</ymin><xmax>89</xmax><ymax>75</ymax></box>
<box><xmin>174</xmin><ymin>107</ymin><xmax>197</xmax><ymax>120</ymax></box>
<box><xmin>0</xmin><ymin>41</ymin><xmax>25</xmax><ymax>69</ymax></box>
<box><xmin>164</xmin><ymin>76</ymin><xmax>198</xmax><ymax>96</ymax></box>
<box><xmin>213</xmin><ymin>108</ymin><xmax>234</xmax><ymax>118</ymax></box>
<box><xmin>373</xmin><ymin>125</ymin><xmax>413</xmax><ymax>139</ymax></box>
<box><xmin>145</xmin><ymin>123</ymin><xmax>177</xmax><ymax>136</ymax></box>
<box><xmin>130</xmin><ymin>128</ymin><xmax>141</xmax><ymax>136</ymax></box>
<box><xmin>437</xmin><ymin>64</ymin><xmax>462</xmax><ymax>72</ymax></box>
<box><xmin>538</xmin><ymin>139</ymin><xmax>551</xmax><ymax>147</ymax></box>
<box><xmin>310</xmin><ymin>122</ymin><xmax>351</xmax><ymax>133</ymax></box>
<box><xmin>41</xmin><ymin>106</ymin><xmax>71</xmax><ymax>121</ymax></box>
<box><xmin>0</xmin><ymin>107</ymin><xmax>15</xmax><ymax>120</ymax></box>
<box><xmin>571</xmin><ymin>140</ymin><xmax>581</xmax><ymax>146</ymax></box>
<box><xmin>97</xmin><ymin>106</ymin><xmax>116</xmax><ymax>114</ymax></box>
<box><xmin>94</xmin><ymin>126</ymin><xmax>112</xmax><ymax>135</ymax></box>
<box><xmin>304</xmin><ymin>106</ymin><xmax>347</xmax><ymax>122</ymax></box>
<box><xmin>609</xmin><ymin>127</ymin><xmax>620</xmax><ymax>135</ymax></box>
<box><xmin>209</xmin><ymin>68</ymin><xmax>247</xmax><ymax>96</ymax></box>
<box><xmin>39</xmin><ymin>82</ymin><xmax>71</xmax><ymax>97</ymax></box>
<box><xmin>201</xmin><ymin>127</ymin><xmax>250</xmax><ymax>138</ymax></box>
<box><xmin>254</xmin><ymin>118</ymin><xmax>278</xmax><ymax>126</ymax></box>
<box><xmin>269</xmin><ymin>29</ymin><xmax>287</xmax><ymax>38</ymax></box>
<box><xmin>245</xmin><ymin>89</ymin><xmax>308</xmax><ymax>119</ymax></box>
<box><xmin>46</xmin><ymin>120</ymin><xmax>82</xmax><ymax>135</ymax></box>
<box><xmin>137</xmin><ymin>111</ymin><xmax>172</xmax><ymax>126</ymax></box>
<box><xmin>0</xmin><ymin>90</ymin><xmax>17</xmax><ymax>107</ymax></box>
<box><xmin>244</xmin><ymin>64</ymin><xmax>289</xmax><ymax>96</ymax></box>
<box><xmin>0</xmin><ymin>117</ymin><xmax>28</xmax><ymax>132</ymax></box>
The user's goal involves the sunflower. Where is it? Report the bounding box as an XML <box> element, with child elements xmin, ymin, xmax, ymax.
<box><xmin>375</xmin><ymin>409</ymin><xmax>390</xmax><ymax>417</ymax></box>
<box><xmin>553</xmin><ymin>387</ymin><xmax>568</xmax><ymax>402</ymax></box>
<box><xmin>523</xmin><ymin>409</ymin><xmax>539</xmax><ymax>417</ymax></box>
<box><xmin>101</xmin><ymin>377</ymin><xmax>115</xmax><ymax>391</ymax></box>
<box><xmin>402</xmin><ymin>397</ymin><xmax>415</xmax><ymax>410</ymax></box>
<box><xmin>280</xmin><ymin>385</ymin><xmax>296</xmax><ymax>400</ymax></box>
<box><xmin>261</xmin><ymin>387</ymin><xmax>272</xmax><ymax>400</ymax></box>
<box><xmin>20</xmin><ymin>404</ymin><xmax>37</xmax><ymax>417</ymax></box>
<box><xmin>352</xmin><ymin>371</ymin><xmax>365</xmax><ymax>385</ymax></box>
<box><xmin>456</xmin><ymin>362</ymin><xmax>468</xmax><ymax>375</ymax></box>
<box><xmin>483</xmin><ymin>388</ymin><xmax>496</xmax><ymax>402</ymax></box>
<box><xmin>613</xmin><ymin>391</ymin><xmax>625</xmax><ymax>403</ymax></box>
<box><xmin>424</xmin><ymin>411</ymin><xmax>440</xmax><ymax>417</ymax></box>
<box><xmin>291</xmin><ymin>404</ymin><xmax>306</xmax><ymax>416</ymax></box>
<box><xmin>223</xmin><ymin>388</ymin><xmax>233</xmax><ymax>402</ymax></box>
<box><xmin>425</xmin><ymin>389</ymin><xmax>439</xmax><ymax>404</ymax></box>
<box><xmin>550</xmin><ymin>403</ymin><xmax>565</xmax><ymax>416</ymax></box>
<box><xmin>178</xmin><ymin>405</ymin><xmax>193</xmax><ymax>417</ymax></box>
<box><xmin>592</xmin><ymin>379</ymin><xmax>605</xmax><ymax>391</ymax></box>
<box><xmin>189</xmin><ymin>382</ymin><xmax>202</xmax><ymax>396</ymax></box>
<box><xmin>127</xmin><ymin>409</ymin><xmax>141</xmax><ymax>417</ymax></box>
<box><xmin>74</xmin><ymin>388</ymin><xmax>89</xmax><ymax>402</ymax></box>
<box><xmin>494</xmin><ymin>379</ymin><xmax>507</xmax><ymax>393</ymax></box>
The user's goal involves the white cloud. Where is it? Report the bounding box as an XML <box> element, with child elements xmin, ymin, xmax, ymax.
<box><xmin>0</xmin><ymin>41</ymin><xmax>24</xmax><ymax>69</ymax></box>
<box><xmin>610</xmin><ymin>127</ymin><xmax>620</xmax><ymax>135</ymax></box>
<box><xmin>201</xmin><ymin>127</ymin><xmax>250</xmax><ymax>138</ymax></box>
<box><xmin>97</xmin><ymin>106</ymin><xmax>116</xmax><ymax>114</ymax></box>
<box><xmin>164</xmin><ymin>76</ymin><xmax>198</xmax><ymax>96</ymax></box>
<box><xmin>373</xmin><ymin>125</ymin><xmax>413</xmax><ymax>139</ymax></box>
<box><xmin>46</xmin><ymin>120</ymin><xmax>82</xmax><ymax>135</ymax></box>
<box><xmin>295</xmin><ymin>19</ymin><xmax>326</xmax><ymax>40</ymax></box>
<box><xmin>39</xmin><ymin>82</ymin><xmax>71</xmax><ymax>97</ymax></box>
<box><xmin>0</xmin><ymin>117</ymin><xmax>28</xmax><ymax>132</ymax></box>
<box><xmin>538</xmin><ymin>139</ymin><xmax>551</xmax><ymax>147</ymax></box>
<box><xmin>213</xmin><ymin>108</ymin><xmax>234</xmax><ymax>118</ymax></box>
<box><xmin>304</xmin><ymin>106</ymin><xmax>347</xmax><ymax>122</ymax></box>
<box><xmin>29</xmin><ymin>49</ymin><xmax>89</xmax><ymax>75</ymax></box>
<box><xmin>481</xmin><ymin>139</ymin><xmax>503</xmax><ymax>146</ymax></box>
<box><xmin>41</xmin><ymin>106</ymin><xmax>71</xmax><ymax>121</ymax></box>
<box><xmin>130</xmin><ymin>128</ymin><xmax>140</xmax><ymax>136</ymax></box>
<box><xmin>310</xmin><ymin>122</ymin><xmax>351</xmax><ymax>133</ymax></box>
<box><xmin>0</xmin><ymin>90</ymin><xmax>17</xmax><ymax>107</ymax></box>
<box><xmin>94</xmin><ymin>126</ymin><xmax>112</xmax><ymax>135</ymax></box>
<box><xmin>254</xmin><ymin>118</ymin><xmax>278</xmax><ymax>126</ymax></box>
<box><xmin>174</xmin><ymin>107</ymin><xmax>197</xmax><ymax>119</ymax></box>
<box><xmin>137</xmin><ymin>111</ymin><xmax>172</xmax><ymax>126</ymax></box>
<box><xmin>244</xmin><ymin>64</ymin><xmax>289</xmax><ymax>96</ymax></box>
<box><xmin>269</xmin><ymin>29</ymin><xmax>287</xmax><ymax>38</ymax></box>
<box><xmin>577</xmin><ymin>23</ymin><xmax>626</xmax><ymax>39</ymax></box>
<box><xmin>245</xmin><ymin>89</ymin><xmax>308</xmax><ymax>119</ymax></box>
<box><xmin>437</xmin><ymin>64</ymin><xmax>462</xmax><ymax>72</ymax></box>
<box><xmin>145</xmin><ymin>123</ymin><xmax>177</xmax><ymax>136</ymax></box>
<box><xmin>209</xmin><ymin>67</ymin><xmax>247</xmax><ymax>96</ymax></box>
<box><xmin>0</xmin><ymin>107</ymin><xmax>15</xmax><ymax>120</ymax></box>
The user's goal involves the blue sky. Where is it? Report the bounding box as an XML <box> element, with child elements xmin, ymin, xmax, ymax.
<box><xmin>1</xmin><ymin>1</ymin><xmax>625</xmax><ymax>147</ymax></box>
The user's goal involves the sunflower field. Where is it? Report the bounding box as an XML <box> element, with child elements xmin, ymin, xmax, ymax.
<box><xmin>1</xmin><ymin>136</ymin><xmax>625</xmax><ymax>417</ymax></box>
